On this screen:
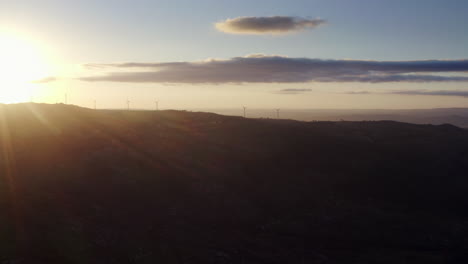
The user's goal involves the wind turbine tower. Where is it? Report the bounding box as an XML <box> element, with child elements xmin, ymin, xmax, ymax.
<box><xmin>243</xmin><ymin>106</ymin><xmax>247</xmax><ymax>118</ymax></box>
<box><xmin>276</xmin><ymin>109</ymin><xmax>280</xmax><ymax>119</ymax></box>
<box><xmin>155</xmin><ymin>100</ymin><xmax>159</xmax><ymax>111</ymax></box>
<box><xmin>126</xmin><ymin>98</ymin><xmax>130</xmax><ymax>110</ymax></box>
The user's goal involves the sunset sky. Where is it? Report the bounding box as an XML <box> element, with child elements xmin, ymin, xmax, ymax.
<box><xmin>1</xmin><ymin>0</ymin><xmax>468</xmax><ymax>109</ymax></box>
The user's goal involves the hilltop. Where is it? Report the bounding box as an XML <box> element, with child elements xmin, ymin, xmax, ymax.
<box><xmin>1</xmin><ymin>103</ymin><xmax>468</xmax><ymax>263</ymax></box>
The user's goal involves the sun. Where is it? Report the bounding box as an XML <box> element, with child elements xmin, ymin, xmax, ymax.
<box><xmin>0</xmin><ymin>30</ymin><xmax>52</xmax><ymax>103</ymax></box>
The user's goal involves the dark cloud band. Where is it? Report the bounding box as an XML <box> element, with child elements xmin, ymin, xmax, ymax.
<box><xmin>80</xmin><ymin>55</ymin><xmax>468</xmax><ymax>84</ymax></box>
<box><xmin>215</xmin><ymin>16</ymin><xmax>326</xmax><ymax>35</ymax></box>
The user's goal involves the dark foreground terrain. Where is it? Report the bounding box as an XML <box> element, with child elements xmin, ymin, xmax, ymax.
<box><xmin>1</xmin><ymin>103</ymin><xmax>468</xmax><ymax>263</ymax></box>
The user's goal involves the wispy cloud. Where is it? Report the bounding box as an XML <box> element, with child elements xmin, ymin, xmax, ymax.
<box><xmin>340</xmin><ymin>89</ymin><xmax>468</xmax><ymax>98</ymax></box>
<box><xmin>344</xmin><ymin>91</ymin><xmax>371</xmax><ymax>95</ymax></box>
<box><xmin>275</xmin><ymin>88</ymin><xmax>312</xmax><ymax>94</ymax></box>
<box><xmin>80</xmin><ymin>55</ymin><xmax>468</xmax><ymax>84</ymax></box>
<box><xmin>31</xmin><ymin>76</ymin><xmax>57</xmax><ymax>84</ymax></box>
<box><xmin>215</xmin><ymin>16</ymin><xmax>326</xmax><ymax>35</ymax></box>
<box><xmin>391</xmin><ymin>90</ymin><xmax>468</xmax><ymax>97</ymax></box>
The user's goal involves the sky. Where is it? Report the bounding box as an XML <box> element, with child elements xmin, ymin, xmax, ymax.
<box><xmin>1</xmin><ymin>0</ymin><xmax>468</xmax><ymax>109</ymax></box>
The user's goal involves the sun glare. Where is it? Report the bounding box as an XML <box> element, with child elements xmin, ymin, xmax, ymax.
<box><xmin>0</xmin><ymin>30</ymin><xmax>52</xmax><ymax>103</ymax></box>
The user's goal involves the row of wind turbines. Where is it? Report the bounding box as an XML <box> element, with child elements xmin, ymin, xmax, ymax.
<box><xmin>59</xmin><ymin>93</ymin><xmax>282</xmax><ymax>119</ymax></box>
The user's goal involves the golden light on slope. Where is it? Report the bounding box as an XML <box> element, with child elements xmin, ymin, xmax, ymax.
<box><xmin>0</xmin><ymin>30</ymin><xmax>52</xmax><ymax>103</ymax></box>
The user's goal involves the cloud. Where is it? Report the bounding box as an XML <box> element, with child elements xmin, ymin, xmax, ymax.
<box><xmin>345</xmin><ymin>91</ymin><xmax>371</xmax><ymax>95</ymax></box>
<box><xmin>31</xmin><ymin>76</ymin><xmax>57</xmax><ymax>84</ymax></box>
<box><xmin>275</xmin><ymin>88</ymin><xmax>312</xmax><ymax>94</ymax></box>
<box><xmin>391</xmin><ymin>90</ymin><xmax>468</xmax><ymax>97</ymax></box>
<box><xmin>215</xmin><ymin>16</ymin><xmax>326</xmax><ymax>35</ymax></box>
<box><xmin>340</xmin><ymin>90</ymin><xmax>468</xmax><ymax>98</ymax></box>
<box><xmin>79</xmin><ymin>55</ymin><xmax>468</xmax><ymax>84</ymax></box>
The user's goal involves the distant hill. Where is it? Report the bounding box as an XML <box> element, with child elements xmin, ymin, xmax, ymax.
<box><xmin>1</xmin><ymin>103</ymin><xmax>468</xmax><ymax>263</ymax></box>
<box><xmin>200</xmin><ymin>108</ymin><xmax>468</xmax><ymax>128</ymax></box>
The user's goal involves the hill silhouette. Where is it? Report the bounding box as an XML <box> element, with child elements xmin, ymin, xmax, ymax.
<box><xmin>202</xmin><ymin>108</ymin><xmax>468</xmax><ymax>128</ymax></box>
<box><xmin>1</xmin><ymin>103</ymin><xmax>468</xmax><ymax>263</ymax></box>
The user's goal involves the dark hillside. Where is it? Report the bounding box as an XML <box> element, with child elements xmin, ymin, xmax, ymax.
<box><xmin>1</xmin><ymin>103</ymin><xmax>468</xmax><ymax>263</ymax></box>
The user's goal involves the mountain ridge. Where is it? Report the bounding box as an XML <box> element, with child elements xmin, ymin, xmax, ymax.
<box><xmin>1</xmin><ymin>103</ymin><xmax>468</xmax><ymax>263</ymax></box>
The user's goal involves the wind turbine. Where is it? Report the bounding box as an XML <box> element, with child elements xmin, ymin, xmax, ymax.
<box><xmin>126</xmin><ymin>98</ymin><xmax>130</xmax><ymax>110</ymax></box>
<box><xmin>94</xmin><ymin>99</ymin><xmax>97</xmax><ymax>110</ymax></box>
<box><xmin>155</xmin><ymin>100</ymin><xmax>159</xmax><ymax>111</ymax></box>
<box><xmin>243</xmin><ymin>106</ymin><xmax>247</xmax><ymax>118</ymax></box>
<box><xmin>275</xmin><ymin>109</ymin><xmax>280</xmax><ymax>119</ymax></box>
